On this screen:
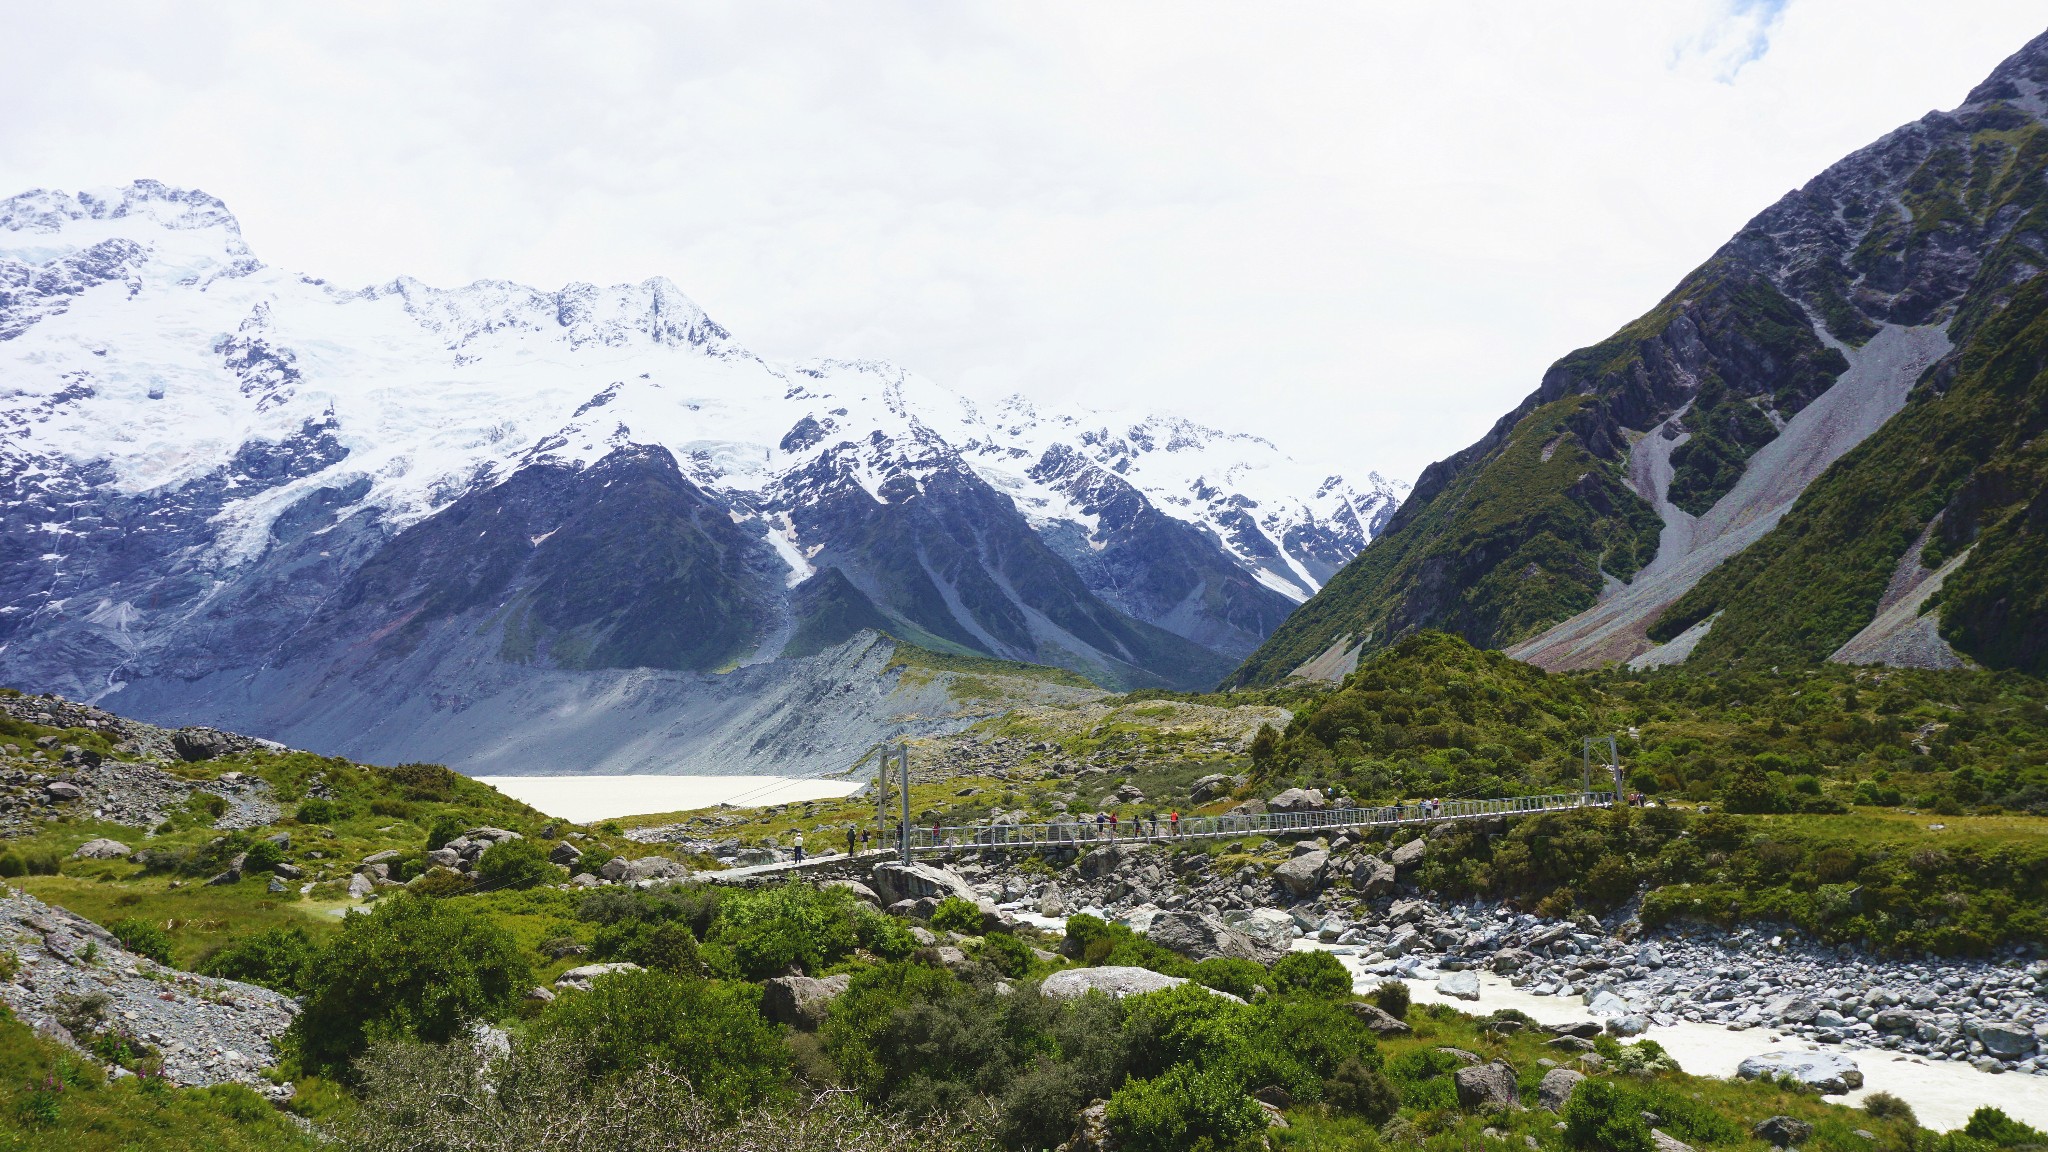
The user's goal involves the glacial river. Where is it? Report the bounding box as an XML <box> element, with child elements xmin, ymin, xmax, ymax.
<box><xmin>474</xmin><ymin>774</ymin><xmax>863</xmax><ymax>824</ymax></box>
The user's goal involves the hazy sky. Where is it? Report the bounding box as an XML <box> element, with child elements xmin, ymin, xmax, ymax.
<box><xmin>2</xmin><ymin>1</ymin><xmax>2041</xmax><ymax>486</ymax></box>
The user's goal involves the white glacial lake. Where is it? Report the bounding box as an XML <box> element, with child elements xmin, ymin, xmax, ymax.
<box><xmin>473</xmin><ymin>775</ymin><xmax>863</xmax><ymax>823</ymax></box>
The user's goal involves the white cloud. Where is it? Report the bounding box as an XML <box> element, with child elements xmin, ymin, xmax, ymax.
<box><xmin>0</xmin><ymin>1</ymin><xmax>2040</xmax><ymax>487</ymax></box>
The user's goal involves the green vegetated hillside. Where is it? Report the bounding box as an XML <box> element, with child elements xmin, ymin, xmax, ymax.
<box><xmin>3</xmin><ymin>639</ymin><xmax>2048</xmax><ymax>1149</ymax></box>
<box><xmin>1651</xmin><ymin>274</ymin><xmax>2048</xmax><ymax>672</ymax></box>
<box><xmin>1255</xmin><ymin>632</ymin><xmax>2048</xmax><ymax>953</ymax></box>
<box><xmin>1232</xmin><ymin>37</ymin><xmax>2048</xmax><ymax>686</ymax></box>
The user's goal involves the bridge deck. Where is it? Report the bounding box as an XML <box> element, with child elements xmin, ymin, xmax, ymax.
<box><xmin>701</xmin><ymin>791</ymin><xmax>1615</xmax><ymax>882</ymax></box>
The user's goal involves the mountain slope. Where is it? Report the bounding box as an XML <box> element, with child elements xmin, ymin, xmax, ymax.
<box><xmin>1231</xmin><ymin>26</ymin><xmax>2048</xmax><ymax>685</ymax></box>
<box><xmin>0</xmin><ymin>180</ymin><xmax>1388</xmax><ymax>768</ymax></box>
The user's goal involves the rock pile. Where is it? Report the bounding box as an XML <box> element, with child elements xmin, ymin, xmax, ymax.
<box><xmin>0</xmin><ymin>887</ymin><xmax>296</xmax><ymax>1095</ymax></box>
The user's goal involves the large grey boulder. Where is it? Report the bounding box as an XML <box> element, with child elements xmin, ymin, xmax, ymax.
<box><xmin>1274</xmin><ymin>849</ymin><xmax>1329</xmax><ymax>897</ymax></box>
<box><xmin>1344</xmin><ymin>1001</ymin><xmax>1412</xmax><ymax>1035</ymax></box>
<box><xmin>1189</xmin><ymin>773</ymin><xmax>1235</xmax><ymax>802</ymax></box>
<box><xmin>549</xmin><ymin>841</ymin><xmax>583</xmax><ymax>867</ymax></box>
<box><xmin>1453</xmin><ymin>1061</ymin><xmax>1519</xmax><ymax>1111</ymax></box>
<box><xmin>871</xmin><ymin>860</ymin><xmax>977</xmax><ymax>907</ymax></box>
<box><xmin>1651</xmin><ymin>1130</ymin><xmax>1696</xmax><ymax>1152</ymax></box>
<box><xmin>1437</xmin><ymin>971</ymin><xmax>1481</xmax><ymax>1001</ymax></box>
<box><xmin>1978</xmin><ymin>1022</ymin><xmax>2036</xmax><ymax>1059</ymax></box>
<box><xmin>43</xmin><ymin>780</ymin><xmax>83</xmax><ymax>802</ymax></box>
<box><xmin>623</xmin><ymin>856</ymin><xmax>684</xmax><ymax>883</ymax></box>
<box><xmin>1042</xmin><ymin>966</ymin><xmax>1194</xmax><ymax>1001</ymax></box>
<box><xmin>1146</xmin><ymin>912</ymin><xmax>1267</xmax><ymax>964</ymax></box>
<box><xmin>1537</xmin><ymin>1067</ymin><xmax>1583</xmax><ymax>1111</ymax></box>
<box><xmin>1736</xmin><ymin>1051</ymin><xmax>1863</xmax><ymax>1094</ymax></box>
<box><xmin>1753</xmin><ymin>1117</ymin><xmax>1814</xmax><ymax>1147</ymax></box>
<box><xmin>1387</xmin><ymin>837</ymin><xmax>1427</xmax><ymax>871</ymax></box>
<box><xmin>1351</xmin><ymin>857</ymin><xmax>1396</xmax><ymax>897</ymax></box>
<box><xmin>1221</xmin><ymin>908</ymin><xmax>1295</xmax><ymax>964</ymax></box>
<box><xmin>172</xmin><ymin>727</ymin><xmax>234</xmax><ymax>761</ymax></box>
<box><xmin>554</xmin><ymin>962</ymin><xmax>641</xmax><ymax>990</ymax></box>
<box><xmin>1489</xmin><ymin>948</ymin><xmax>1532</xmax><ymax>974</ymax></box>
<box><xmin>761</xmin><ymin>974</ymin><xmax>852</xmax><ymax>1030</ymax></box>
<box><xmin>71</xmin><ymin>838</ymin><xmax>131</xmax><ymax>860</ymax></box>
<box><xmin>1606</xmin><ymin>1014</ymin><xmax>1650</xmax><ymax>1037</ymax></box>
<box><xmin>823</xmin><ymin>878</ymin><xmax>881</xmax><ymax>904</ymax></box>
<box><xmin>1268</xmin><ymin>788</ymin><xmax>1327</xmax><ymax>813</ymax></box>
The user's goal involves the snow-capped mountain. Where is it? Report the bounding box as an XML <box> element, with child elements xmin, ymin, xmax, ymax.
<box><xmin>0</xmin><ymin>180</ymin><xmax>1400</xmax><ymax>772</ymax></box>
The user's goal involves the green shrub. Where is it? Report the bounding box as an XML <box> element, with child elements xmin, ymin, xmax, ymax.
<box><xmin>976</xmin><ymin>930</ymin><xmax>1034</xmax><ymax>978</ymax></box>
<box><xmin>241</xmin><ymin>838</ymin><xmax>286</xmax><ymax>874</ymax></box>
<box><xmin>1563</xmin><ymin>1078</ymin><xmax>1655</xmax><ymax>1152</ymax></box>
<box><xmin>426</xmin><ymin>813</ymin><xmax>466</xmax><ymax>851</ymax></box>
<box><xmin>1966</xmin><ymin>1107</ymin><xmax>2048</xmax><ymax>1148</ymax></box>
<box><xmin>369</xmin><ymin>798</ymin><xmax>415</xmax><ymax>819</ymax></box>
<box><xmin>534</xmin><ymin>969</ymin><xmax>788</xmax><ymax>1117</ymax></box>
<box><xmin>109</xmin><ymin>917</ymin><xmax>173</xmax><ymax>965</ymax></box>
<box><xmin>1269</xmin><ymin>949</ymin><xmax>1351</xmax><ymax>999</ymax></box>
<box><xmin>409</xmin><ymin>867</ymin><xmax>474</xmax><ymax>897</ymax></box>
<box><xmin>1190</xmin><ymin>957</ymin><xmax>1266</xmax><ymax>1000</ymax></box>
<box><xmin>1372</xmin><ymin>980</ymin><xmax>1410</xmax><ymax>1018</ymax></box>
<box><xmin>0</xmin><ymin>851</ymin><xmax>23</xmax><ymax>878</ymax></box>
<box><xmin>711</xmin><ymin>881</ymin><xmax>866</xmax><ymax>979</ymax></box>
<box><xmin>593</xmin><ymin>919</ymin><xmax>702</xmax><ymax>975</ymax></box>
<box><xmin>1325</xmin><ymin>1055</ymin><xmax>1399</xmax><ymax>1121</ymax></box>
<box><xmin>1863</xmin><ymin>1091</ymin><xmax>1917</xmax><ymax>1124</ymax></box>
<box><xmin>201</xmin><ymin>926</ymin><xmax>321</xmax><ymax>995</ymax></box>
<box><xmin>476</xmin><ymin>838</ymin><xmax>561</xmax><ymax>891</ymax></box>
<box><xmin>854</xmin><ymin>905</ymin><xmax>916</xmax><ymax>961</ymax></box>
<box><xmin>1105</xmin><ymin>1062</ymin><xmax>1266</xmax><ymax>1152</ymax></box>
<box><xmin>294</xmin><ymin>797</ymin><xmax>338</xmax><ymax>824</ymax></box>
<box><xmin>290</xmin><ymin>896</ymin><xmax>531</xmax><ymax>1073</ymax></box>
<box><xmin>929</xmin><ymin>896</ymin><xmax>984</xmax><ymax>935</ymax></box>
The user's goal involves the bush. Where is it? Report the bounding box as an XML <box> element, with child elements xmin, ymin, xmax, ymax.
<box><xmin>290</xmin><ymin>896</ymin><xmax>532</xmax><ymax>1073</ymax></box>
<box><xmin>0</xmin><ymin>851</ymin><xmax>23</xmax><ymax>878</ymax></box>
<box><xmin>294</xmin><ymin>797</ymin><xmax>338</xmax><ymax>824</ymax></box>
<box><xmin>21</xmin><ymin>847</ymin><xmax>61</xmax><ymax>876</ymax></box>
<box><xmin>1269</xmin><ymin>949</ymin><xmax>1351</xmax><ymax>999</ymax></box>
<box><xmin>410</xmin><ymin>867</ymin><xmax>474</xmax><ymax>897</ymax></box>
<box><xmin>1862</xmin><ymin>1091</ymin><xmax>1916</xmax><ymax>1125</ymax></box>
<box><xmin>201</xmin><ymin>926</ymin><xmax>320</xmax><ymax>995</ymax></box>
<box><xmin>109</xmin><ymin>917</ymin><xmax>173</xmax><ymax>965</ymax></box>
<box><xmin>929</xmin><ymin>897</ymin><xmax>984</xmax><ymax>935</ymax></box>
<box><xmin>476</xmin><ymin>838</ymin><xmax>561</xmax><ymax>891</ymax></box>
<box><xmin>1372</xmin><ymin>980</ymin><xmax>1410</xmax><ymax>1018</ymax></box>
<box><xmin>1562</xmin><ymin>1078</ymin><xmax>1655</xmax><ymax>1152</ymax></box>
<box><xmin>1190</xmin><ymin>957</ymin><xmax>1266</xmax><ymax>1001</ymax></box>
<box><xmin>1106</xmin><ymin>1062</ymin><xmax>1266</xmax><ymax>1152</ymax></box>
<box><xmin>976</xmin><ymin>930</ymin><xmax>1034</xmax><ymax>978</ymax></box>
<box><xmin>712</xmin><ymin>882</ymin><xmax>868</xmax><ymax>979</ymax></box>
<box><xmin>594</xmin><ymin>919</ymin><xmax>703</xmax><ymax>975</ymax></box>
<box><xmin>426</xmin><ymin>813</ymin><xmax>466</xmax><ymax>851</ymax></box>
<box><xmin>534</xmin><ymin>969</ymin><xmax>788</xmax><ymax>1117</ymax></box>
<box><xmin>1966</xmin><ymin>1107</ymin><xmax>2048</xmax><ymax>1148</ymax></box>
<box><xmin>241</xmin><ymin>838</ymin><xmax>286</xmax><ymax>874</ymax></box>
<box><xmin>1325</xmin><ymin>1056</ymin><xmax>1399</xmax><ymax>1121</ymax></box>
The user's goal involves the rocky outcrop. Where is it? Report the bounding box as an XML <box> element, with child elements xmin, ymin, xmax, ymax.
<box><xmin>1040</xmin><ymin>966</ymin><xmax>1190</xmax><ymax>1000</ymax></box>
<box><xmin>1453</xmin><ymin>1061</ymin><xmax>1519</xmax><ymax>1111</ymax></box>
<box><xmin>871</xmin><ymin>861</ymin><xmax>978</xmax><ymax>906</ymax></box>
<box><xmin>761</xmin><ymin>973</ymin><xmax>852</xmax><ymax>1030</ymax></box>
<box><xmin>1145</xmin><ymin>912</ymin><xmax>1268</xmax><ymax>964</ymax></box>
<box><xmin>0</xmin><ymin>888</ymin><xmax>295</xmax><ymax>1095</ymax></box>
<box><xmin>1736</xmin><ymin>1051</ymin><xmax>1863</xmax><ymax>1094</ymax></box>
<box><xmin>1537</xmin><ymin>1067</ymin><xmax>1583</xmax><ymax>1111</ymax></box>
<box><xmin>1753</xmin><ymin>1117</ymin><xmax>1815</xmax><ymax>1147</ymax></box>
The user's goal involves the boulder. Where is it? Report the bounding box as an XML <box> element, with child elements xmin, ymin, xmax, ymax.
<box><xmin>171</xmin><ymin>727</ymin><xmax>234</xmax><ymax>761</ymax></box>
<box><xmin>549</xmin><ymin>841</ymin><xmax>583</xmax><ymax>866</ymax></box>
<box><xmin>1489</xmin><ymin>948</ymin><xmax>1532</xmax><ymax>974</ymax></box>
<box><xmin>1606</xmin><ymin>1014</ymin><xmax>1650</xmax><ymax>1037</ymax></box>
<box><xmin>1041</xmin><ymin>966</ymin><xmax>1190</xmax><ymax>1001</ymax></box>
<box><xmin>1537</xmin><ymin>1067</ymin><xmax>1583</xmax><ymax>1111</ymax></box>
<box><xmin>823</xmin><ymin>879</ymin><xmax>881</xmax><ymax>904</ymax></box>
<box><xmin>554</xmin><ymin>962</ymin><xmax>642</xmax><ymax>990</ymax></box>
<box><xmin>346</xmin><ymin>872</ymin><xmax>374</xmax><ymax>898</ymax></box>
<box><xmin>1753</xmin><ymin>1117</ymin><xmax>1814</xmax><ymax>1148</ymax></box>
<box><xmin>1077</xmin><ymin>845</ymin><xmax>1124</xmax><ymax>880</ymax></box>
<box><xmin>1872</xmin><ymin>1009</ymin><xmax>1918</xmax><ymax>1034</ymax></box>
<box><xmin>1386</xmin><ymin>898</ymin><xmax>1427</xmax><ymax>924</ymax></box>
<box><xmin>1453</xmin><ymin>1061</ymin><xmax>1519</xmax><ymax>1111</ymax></box>
<box><xmin>761</xmin><ymin>974</ymin><xmax>853</xmax><ymax>1030</ymax></box>
<box><xmin>1066</xmin><ymin>1100</ymin><xmax>1113</xmax><ymax>1152</ymax></box>
<box><xmin>1352</xmin><ymin>857</ymin><xmax>1396</xmax><ymax>897</ymax></box>
<box><xmin>272</xmin><ymin>862</ymin><xmax>303</xmax><ymax>880</ymax></box>
<box><xmin>426</xmin><ymin>847</ymin><xmax>462</xmax><ymax>869</ymax></box>
<box><xmin>1651</xmin><ymin>1130</ymin><xmax>1696</xmax><ymax>1152</ymax></box>
<box><xmin>1736</xmin><ymin>1051</ymin><xmax>1862</xmax><ymax>1094</ymax></box>
<box><xmin>1221</xmin><ymin>908</ymin><xmax>1296</xmax><ymax>964</ymax></box>
<box><xmin>1588</xmin><ymin>990</ymin><xmax>1629</xmax><ymax>1017</ymax></box>
<box><xmin>1189</xmin><ymin>773</ymin><xmax>1234</xmax><ymax>802</ymax></box>
<box><xmin>71</xmin><ymin>838</ymin><xmax>130</xmax><ymax>860</ymax></box>
<box><xmin>43</xmin><ymin>781</ymin><xmax>84</xmax><ymax>802</ymax></box>
<box><xmin>1344</xmin><ymin>1001</ymin><xmax>1412</xmax><ymax>1035</ymax></box>
<box><xmin>361</xmin><ymin>850</ymin><xmax>401</xmax><ymax>866</ymax></box>
<box><xmin>1387</xmin><ymin>837</ymin><xmax>1427</xmax><ymax>871</ymax></box>
<box><xmin>1979</xmin><ymin>1022</ymin><xmax>2036</xmax><ymax>1060</ymax></box>
<box><xmin>1146</xmin><ymin>911</ymin><xmax>1269</xmax><ymax>964</ymax></box>
<box><xmin>623</xmin><ymin>856</ymin><xmax>683</xmax><ymax>883</ymax></box>
<box><xmin>1268</xmin><ymin>788</ymin><xmax>1327</xmax><ymax>813</ymax></box>
<box><xmin>1438</xmin><ymin>971</ymin><xmax>1481</xmax><ymax>1001</ymax></box>
<box><xmin>871</xmin><ymin>860</ymin><xmax>977</xmax><ymax>906</ymax></box>
<box><xmin>1228</xmin><ymin>799</ymin><xmax>1268</xmax><ymax>816</ymax></box>
<box><xmin>598</xmin><ymin>856</ymin><xmax>630</xmax><ymax>882</ymax></box>
<box><xmin>1274</xmin><ymin>849</ymin><xmax>1329</xmax><ymax>897</ymax></box>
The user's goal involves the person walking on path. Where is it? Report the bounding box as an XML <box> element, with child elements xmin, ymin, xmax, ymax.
<box><xmin>1108</xmin><ymin>812</ymin><xmax>1119</xmax><ymax>838</ymax></box>
<box><xmin>861</xmin><ymin>827</ymin><xmax>871</xmax><ymax>852</ymax></box>
<box><xmin>846</xmin><ymin>826</ymin><xmax>857</xmax><ymax>856</ymax></box>
<box><xmin>793</xmin><ymin>832</ymin><xmax>805</xmax><ymax>864</ymax></box>
<box><xmin>1095</xmin><ymin>812</ymin><xmax>1107</xmax><ymax>840</ymax></box>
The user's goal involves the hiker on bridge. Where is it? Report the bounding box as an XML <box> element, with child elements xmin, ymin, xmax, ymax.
<box><xmin>793</xmin><ymin>832</ymin><xmax>804</xmax><ymax>863</ymax></box>
<box><xmin>1169</xmin><ymin>810</ymin><xmax>1180</xmax><ymax>836</ymax></box>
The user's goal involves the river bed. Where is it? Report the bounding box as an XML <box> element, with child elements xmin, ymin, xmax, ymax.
<box><xmin>473</xmin><ymin>774</ymin><xmax>863</xmax><ymax>823</ymax></box>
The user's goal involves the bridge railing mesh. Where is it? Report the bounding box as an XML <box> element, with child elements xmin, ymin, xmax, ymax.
<box><xmin>894</xmin><ymin>791</ymin><xmax>1615</xmax><ymax>854</ymax></box>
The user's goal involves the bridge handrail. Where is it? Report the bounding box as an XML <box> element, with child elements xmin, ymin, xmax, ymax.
<box><xmin>893</xmin><ymin>790</ymin><xmax>1615</xmax><ymax>854</ymax></box>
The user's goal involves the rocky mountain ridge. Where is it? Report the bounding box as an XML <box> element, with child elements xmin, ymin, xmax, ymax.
<box><xmin>1233</xmin><ymin>25</ymin><xmax>2048</xmax><ymax>684</ymax></box>
<box><xmin>0</xmin><ymin>180</ymin><xmax>1397</xmax><ymax>770</ymax></box>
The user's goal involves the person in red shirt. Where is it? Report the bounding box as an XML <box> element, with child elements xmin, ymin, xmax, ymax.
<box><xmin>1169</xmin><ymin>810</ymin><xmax>1180</xmax><ymax>836</ymax></box>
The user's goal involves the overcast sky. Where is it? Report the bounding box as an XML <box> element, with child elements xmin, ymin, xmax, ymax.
<box><xmin>2</xmin><ymin>2</ymin><xmax>2041</xmax><ymax>486</ymax></box>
